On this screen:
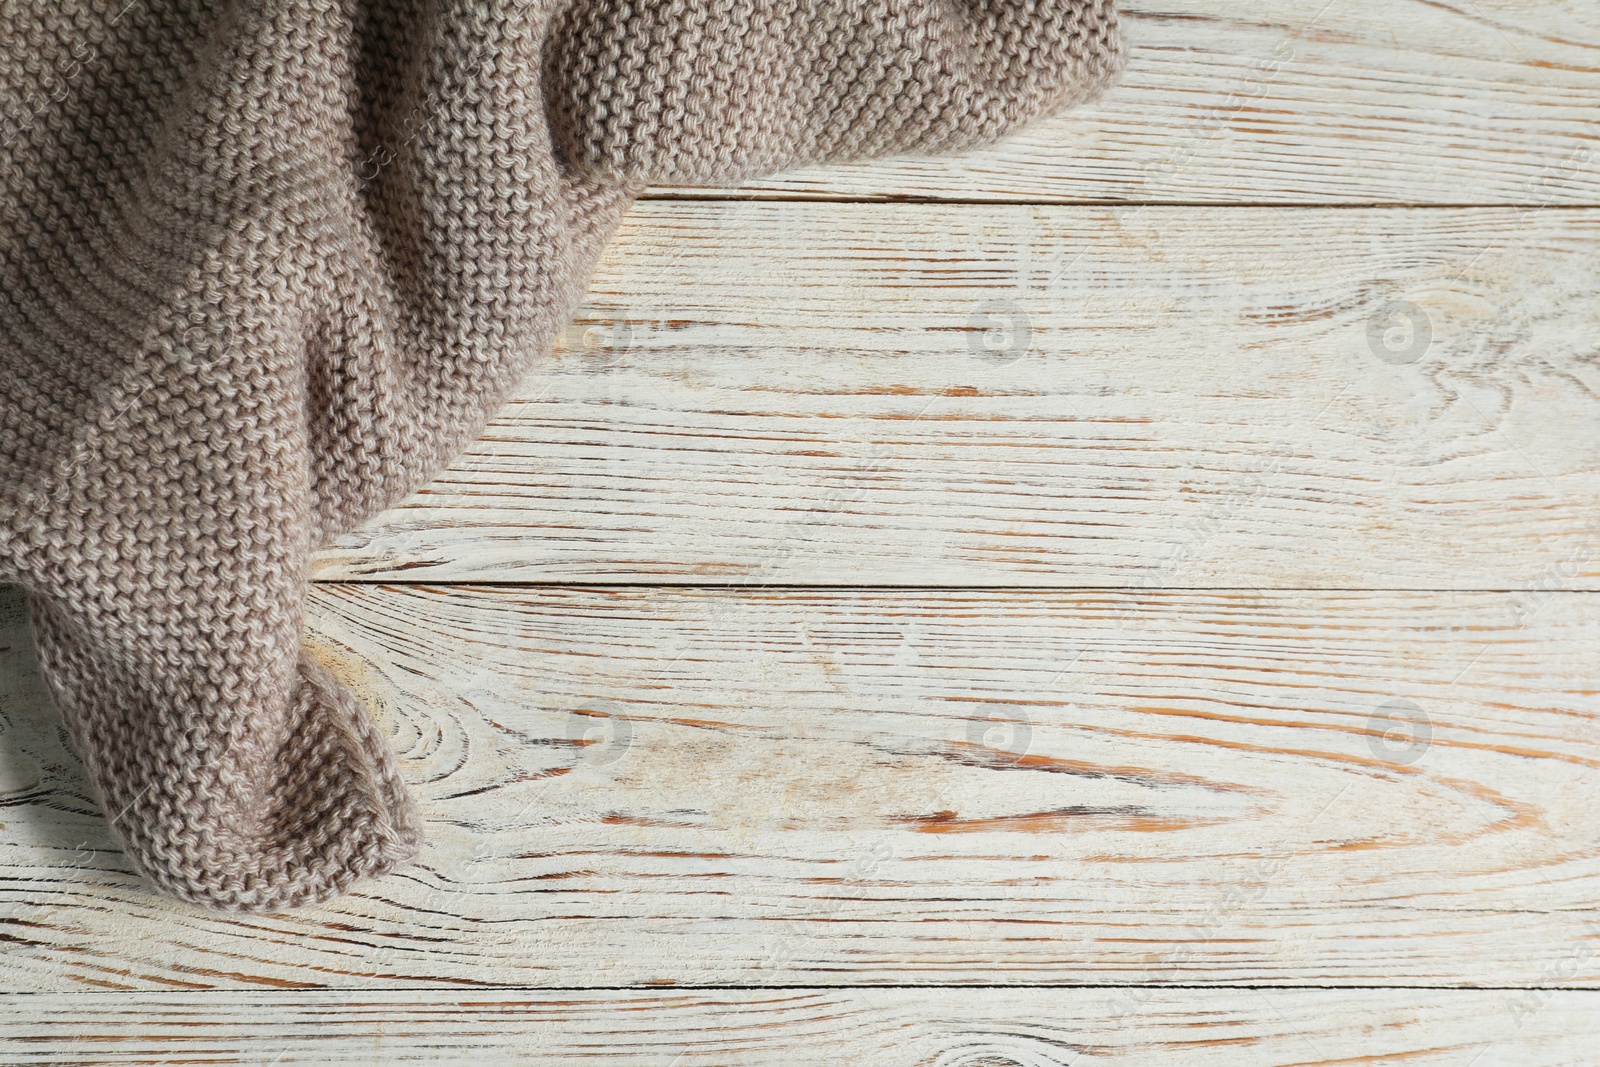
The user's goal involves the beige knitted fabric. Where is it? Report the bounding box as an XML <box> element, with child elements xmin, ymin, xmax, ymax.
<box><xmin>0</xmin><ymin>0</ymin><xmax>1124</xmax><ymax>912</ymax></box>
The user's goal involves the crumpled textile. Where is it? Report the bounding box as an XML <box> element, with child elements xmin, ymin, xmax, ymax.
<box><xmin>0</xmin><ymin>0</ymin><xmax>1124</xmax><ymax>911</ymax></box>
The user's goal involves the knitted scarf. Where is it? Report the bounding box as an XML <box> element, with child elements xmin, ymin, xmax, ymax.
<box><xmin>0</xmin><ymin>0</ymin><xmax>1125</xmax><ymax>911</ymax></box>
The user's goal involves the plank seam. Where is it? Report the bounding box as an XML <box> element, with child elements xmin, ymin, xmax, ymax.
<box><xmin>635</xmin><ymin>195</ymin><xmax>1600</xmax><ymax>210</ymax></box>
<box><xmin>306</xmin><ymin>580</ymin><xmax>1600</xmax><ymax>594</ymax></box>
<box><xmin>6</xmin><ymin>984</ymin><xmax>1600</xmax><ymax>995</ymax></box>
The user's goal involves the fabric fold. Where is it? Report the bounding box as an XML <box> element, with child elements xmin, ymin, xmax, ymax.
<box><xmin>1</xmin><ymin>0</ymin><xmax>1124</xmax><ymax>911</ymax></box>
<box><xmin>33</xmin><ymin>596</ymin><xmax>422</xmax><ymax>910</ymax></box>
<box><xmin>545</xmin><ymin>0</ymin><xmax>1126</xmax><ymax>185</ymax></box>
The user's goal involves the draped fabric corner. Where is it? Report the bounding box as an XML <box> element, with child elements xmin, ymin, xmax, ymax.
<box><xmin>0</xmin><ymin>0</ymin><xmax>1125</xmax><ymax>912</ymax></box>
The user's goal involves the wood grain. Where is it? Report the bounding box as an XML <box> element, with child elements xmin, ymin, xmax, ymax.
<box><xmin>315</xmin><ymin>202</ymin><xmax>1600</xmax><ymax>588</ymax></box>
<box><xmin>4</xmin><ymin>988</ymin><xmax>1600</xmax><ymax>1065</ymax></box>
<box><xmin>5</xmin><ymin>583</ymin><xmax>1600</xmax><ymax>990</ymax></box>
<box><xmin>6</xmin><ymin>0</ymin><xmax>1598</xmax><ymax>1050</ymax></box>
<box><xmin>648</xmin><ymin>0</ymin><xmax>1600</xmax><ymax>204</ymax></box>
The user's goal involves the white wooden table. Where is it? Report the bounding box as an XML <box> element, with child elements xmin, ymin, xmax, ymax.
<box><xmin>5</xmin><ymin>1</ymin><xmax>1600</xmax><ymax>1062</ymax></box>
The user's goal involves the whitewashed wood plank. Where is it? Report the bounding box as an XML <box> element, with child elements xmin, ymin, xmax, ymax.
<box><xmin>4</xmin><ymin>583</ymin><xmax>1600</xmax><ymax>989</ymax></box>
<box><xmin>316</xmin><ymin>203</ymin><xmax>1600</xmax><ymax>587</ymax></box>
<box><xmin>646</xmin><ymin>0</ymin><xmax>1600</xmax><ymax>204</ymax></box>
<box><xmin>4</xmin><ymin>988</ymin><xmax>1600</xmax><ymax>1065</ymax></box>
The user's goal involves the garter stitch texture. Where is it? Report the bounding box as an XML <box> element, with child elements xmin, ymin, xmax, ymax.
<box><xmin>0</xmin><ymin>0</ymin><xmax>1125</xmax><ymax>912</ymax></box>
